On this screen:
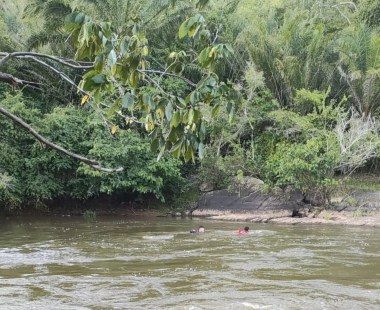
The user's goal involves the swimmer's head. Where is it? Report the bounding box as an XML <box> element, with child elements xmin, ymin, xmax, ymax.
<box><xmin>244</xmin><ymin>226</ymin><xmax>249</xmax><ymax>232</ymax></box>
<box><xmin>198</xmin><ymin>226</ymin><xmax>205</xmax><ymax>233</ymax></box>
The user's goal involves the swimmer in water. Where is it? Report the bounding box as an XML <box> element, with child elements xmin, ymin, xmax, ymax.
<box><xmin>190</xmin><ymin>226</ymin><xmax>205</xmax><ymax>233</ymax></box>
<box><xmin>236</xmin><ymin>226</ymin><xmax>249</xmax><ymax>234</ymax></box>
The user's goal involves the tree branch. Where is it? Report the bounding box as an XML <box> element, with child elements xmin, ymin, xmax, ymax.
<box><xmin>22</xmin><ymin>55</ymin><xmax>87</xmax><ymax>94</ymax></box>
<box><xmin>332</xmin><ymin>2</ymin><xmax>357</xmax><ymax>10</ymax></box>
<box><xmin>0</xmin><ymin>52</ymin><xmax>93</xmax><ymax>69</ymax></box>
<box><xmin>0</xmin><ymin>106</ymin><xmax>123</xmax><ymax>173</ymax></box>
<box><xmin>0</xmin><ymin>72</ymin><xmax>41</xmax><ymax>88</ymax></box>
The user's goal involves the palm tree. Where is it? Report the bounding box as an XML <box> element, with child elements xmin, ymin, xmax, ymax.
<box><xmin>229</xmin><ymin>0</ymin><xmax>355</xmax><ymax>107</ymax></box>
<box><xmin>23</xmin><ymin>0</ymin><xmax>191</xmax><ymax>53</ymax></box>
<box><xmin>236</xmin><ymin>10</ymin><xmax>333</xmax><ymax>106</ymax></box>
<box><xmin>336</xmin><ymin>23</ymin><xmax>380</xmax><ymax>117</ymax></box>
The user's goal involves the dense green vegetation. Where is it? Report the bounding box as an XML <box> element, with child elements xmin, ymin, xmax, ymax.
<box><xmin>1</xmin><ymin>0</ymin><xmax>380</xmax><ymax>212</ymax></box>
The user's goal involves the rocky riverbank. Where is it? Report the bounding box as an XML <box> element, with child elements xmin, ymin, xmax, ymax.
<box><xmin>191</xmin><ymin>181</ymin><xmax>380</xmax><ymax>227</ymax></box>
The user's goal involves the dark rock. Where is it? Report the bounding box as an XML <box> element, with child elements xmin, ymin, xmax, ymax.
<box><xmin>195</xmin><ymin>187</ymin><xmax>305</xmax><ymax>214</ymax></box>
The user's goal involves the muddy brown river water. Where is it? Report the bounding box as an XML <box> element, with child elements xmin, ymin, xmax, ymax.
<box><xmin>0</xmin><ymin>216</ymin><xmax>379</xmax><ymax>309</ymax></box>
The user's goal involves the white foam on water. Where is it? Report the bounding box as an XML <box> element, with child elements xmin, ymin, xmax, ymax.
<box><xmin>240</xmin><ymin>302</ymin><xmax>274</xmax><ymax>309</ymax></box>
<box><xmin>142</xmin><ymin>235</ymin><xmax>174</xmax><ymax>240</ymax></box>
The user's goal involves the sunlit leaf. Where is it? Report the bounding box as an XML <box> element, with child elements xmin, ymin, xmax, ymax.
<box><xmin>178</xmin><ymin>19</ymin><xmax>189</xmax><ymax>39</ymax></box>
<box><xmin>170</xmin><ymin>139</ymin><xmax>183</xmax><ymax>157</ymax></box>
<box><xmin>81</xmin><ymin>95</ymin><xmax>89</xmax><ymax>105</ymax></box>
<box><xmin>188</xmin><ymin>108</ymin><xmax>194</xmax><ymax>124</ymax></box>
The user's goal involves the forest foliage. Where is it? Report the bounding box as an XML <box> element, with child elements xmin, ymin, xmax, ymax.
<box><xmin>1</xmin><ymin>0</ymin><xmax>380</xmax><ymax>210</ymax></box>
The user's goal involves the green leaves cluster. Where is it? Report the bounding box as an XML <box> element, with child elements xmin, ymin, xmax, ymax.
<box><xmin>64</xmin><ymin>7</ymin><xmax>239</xmax><ymax>162</ymax></box>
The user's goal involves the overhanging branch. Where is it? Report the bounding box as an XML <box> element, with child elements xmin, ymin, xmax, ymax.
<box><xmin>0</xmin><ymin>72</ymin><xmax>41</xmax><ymax>88</ymax></box>
<box><xmin>0</xmin><ymin>52</ymin><xmax>93</xmax><ymax>69</ymax></box>
<box><xmin>0</xmin><ymin>106</ymin><xmax>123</xmax><ymax>173</ymax></box>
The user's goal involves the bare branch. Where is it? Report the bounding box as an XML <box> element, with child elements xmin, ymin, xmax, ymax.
<box><xmin>332</xmin><ymin>2</ymin><xmax>357</xmax><ymax>10</ymax></box>
<box><xmin>212</xmin><ymin>25</ymin><xmax>220</xmax><ymax>44</ymax></box>
<box><xmin>0</xmin><ymin>53</ymin><xmax>12</xmax><ymax>67</ymax></box>
<box><xmin>0</xmin><ymin>72</ymin><xmax>41</xmax><ymax>88</ymax></box>
<box><xmin>0</xmin><ymin>52</ymin><xmax>93</xmax><ymax>69</ymax></box>
<box><xmin>0</xmin><ymin>106</ymin><xmax>123</xmax><ymax>173</ymax></box>
<box><xmin>20</xmin><ymin>55</ymin><xmax>88</xmax><ymax>95</ymax></box>
<box><xmin>331</xmin><ymin>2</ymin><xmax>357</xmax><ymax>25</ymax></box>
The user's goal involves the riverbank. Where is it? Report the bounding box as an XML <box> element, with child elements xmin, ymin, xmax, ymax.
<box><xmin>191</xmin><ymin>208</ymin><xmax>380</xmax><ymax>227</ymax></box>
<box><xmin>190</xmin><ymin>186</ymin><xmax>380</xmax><ymax>227</ymax></box>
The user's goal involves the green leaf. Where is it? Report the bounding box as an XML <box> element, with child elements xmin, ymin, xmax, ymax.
<box><xmin>108</xmin><ymin>49</ymin><xmax>117</xmax><ymax>65</ymax></box>
<box><xmin>187</xmin><ymin>15</ymin><xmax>198</xmax><ymax>29</ymax></box>
<box><xmin>198</xmin><ymin>47</ymin><xmax>210</xmax><ymax>67</ymax></box>
<box><xmin>188</xmin><ymin>108</ymin><xmax>194</xmax><ymax>124</ymax></box>
<box><xmin>189</xmin><ymin>91</ymin><xmax>199</xmax><ymax>104</ymax></box>
<box><xmin>94</xmin><ymin>54</ymin><xmax>104</xmax><ymax>71</ymax></box>
<box><xmin>178</xmin><ymin>19</ymin><xmax>189</xmax><ymax>39</ymax></box>
<box><xmin>188</xmin><ymin>24</ymin><xmax>201</xmax><ymax>38</ymax></box>
<box><xmin>101</xmin><ymin>33</ymin><xmax>107</xmax><ymax>46</ymax></box>
<box><xmin>119</xmin><ymin>65</ymin><xmax>129</xmax><ymax>83</ymax></box>
<box><xmin>182</xmin><ymin>110</ymin><xmax>188</xmax><ymax>124</ymax></box>
<box><xmin>129</xmin><ymin>71</ymin><xmax>139</xmax><ymax>88</ymax></box>
<box><xmin>107</xmin><ymin>99</ymin><xmax>121</xmax><ymax>117</ymax></box>
<box><xmin>168</xmin><ymin>127</ymin><xmax>178</xmax><ymax>142</ymax></box>
<box><xmin>211</xmin><ymin>103</ymin><xmax>220</xmax><ymax>118</ymax></box>
<box><xmin>151</xmin><ymin>138</ymin><xmax>160</xmax><ymax>152</ymax></box>
<box><xmin>170</xmin><ymin>110</ymin><xmax>181</xmax><ymax>127</ymax></box>
<box><xmin>170</xmin><ymin>139</ymin><xmax>183</xmax><ymax>156</ymax></box>
<box><xmin>143</xmin><ymin>94</ymin><xmax>155</xmax><ymax>110</ymax></box>
<box><xmin>165</xmin><ymin>101</ymin><xmax>174</xmax><ymax>121</ymax></box>
<box><xmin>192</xmin><ymin>109</ymin><xmax>200</xmax><ymax>124</ymax></box>
<box><xmin>172</xmin><ymin>144</ymin><xmax>182</xmax><ymax>158</ymax></box>
<box><xmin>177</xmin><ymin>97</ymin><xmax>186</xmax><ymax>108</ymax></box>
<box><xmin>228</xmin><ymin>105</ymin><xmax>235</xmax><ymax>123</ymax></box>
<box><xmin>120</xmin><ymin>37</ymin><xmax>129</xmax><ymax>55</ymax></box>
<box><xmin>184</xmin><ymin>144</ymin><xmax>194</xmax><ymax>162</ymax></box>
<box><xmin>199</xmin><ymin>121</ymin><xmax>206</xmax><ymax>141</ymax></box>
<box><xmin>122</xmin><ymin>93</ymin><xmax>135</xmax><ymax>110</ymax></box>
<box><xmin>91</xmin><ymin>74</ymin><xmax>107</xmax><ymax>84</ymax></box>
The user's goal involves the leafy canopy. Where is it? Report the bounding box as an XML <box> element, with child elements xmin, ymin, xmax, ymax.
<box><xmin>65</xmin><ymin>3</ymin><xmax>239</xmax><ymax>162</ymax></box>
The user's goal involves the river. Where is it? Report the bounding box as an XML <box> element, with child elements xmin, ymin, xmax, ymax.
<box><xmin>0</xmin><ymin>216</ymin><xmax>379</xmax><ymax>309</ymax></box>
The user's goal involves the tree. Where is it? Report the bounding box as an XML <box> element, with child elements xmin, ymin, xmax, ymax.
<box><xmin>359</xmin><ymin>0</ymin><xmax>380</xmax><ymax>29</ymax></box>
<box><xmin>336</xmin><ymin>24</ymin><xmax>380</xmax><ymax>117</ymax></box>
<box><xmin>0</xmin><ymin>0</ymin><xmax>239</xmax><ymax>171</ymax></box>
<box><xmin>0</xmin><ymin>92</ymin><xmax>186</xmax><ymax>208</ymax></box>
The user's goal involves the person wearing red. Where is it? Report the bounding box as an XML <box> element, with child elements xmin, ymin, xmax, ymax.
<box><xmin>236</xmin><ymin>226</ymin><xmax>249</xmax><ymax>234</ymax></box>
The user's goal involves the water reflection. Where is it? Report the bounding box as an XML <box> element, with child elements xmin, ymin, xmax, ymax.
<box><xmin>0</xmin><ymin>216</ymin><xmax>379</xmax><ymax>309</ymax></box>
